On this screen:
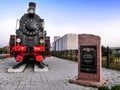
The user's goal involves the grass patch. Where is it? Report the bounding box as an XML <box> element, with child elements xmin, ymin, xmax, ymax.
<box><xmin>98</xmin><ymin>85</ymin><xmax>120</xmax><ymax>90</ymax></box>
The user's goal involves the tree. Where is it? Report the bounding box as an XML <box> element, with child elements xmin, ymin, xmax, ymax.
<box><xmin>0</xmin><ymin>46</ymin><xmax>7</xmax><ymax>54</ymax></box>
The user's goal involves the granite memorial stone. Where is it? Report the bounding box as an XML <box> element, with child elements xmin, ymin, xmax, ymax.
<box><xmin>69</xmin><ymin>34</ymin><xmax>106</xmax><ymax>87</ymax></box>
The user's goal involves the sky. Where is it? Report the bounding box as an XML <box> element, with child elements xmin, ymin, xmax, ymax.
<box><xmin>0</xmin><ymin>0</ymin><xmax>120</xmax><ymax>47</ymax></box>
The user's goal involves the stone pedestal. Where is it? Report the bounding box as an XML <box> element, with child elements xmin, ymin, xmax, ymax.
<box><xmin>69</xmin><ymin>34</ymin><xmax>106</xmax><ymax>87</ymax></box>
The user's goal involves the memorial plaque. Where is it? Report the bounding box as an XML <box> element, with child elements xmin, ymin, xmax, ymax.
<box><xmin>69</xmin><ymin>34</ymin><xmax>106</xmax><ymax>87</ymax></box>
<box><xmin>80</xmin><ymin>45</ymin><xmax>97</xmax><ymax>73</ymax></box>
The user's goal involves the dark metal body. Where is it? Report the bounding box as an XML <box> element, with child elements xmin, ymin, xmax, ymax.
<box><xmin>17</xmin><ymin>13</ymin><xmax>44</xmax><ymax>47</ymax></box>
<box><xmin>9</xmin><ymin>2</ymin><xmax>50</xmax><ymax>65</ymax></box>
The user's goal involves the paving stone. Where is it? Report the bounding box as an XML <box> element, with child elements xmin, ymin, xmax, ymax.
<box><xmin>0</xmin><ymin>57</ymin><xmax>120</xmax><ymax>90</ymax></box>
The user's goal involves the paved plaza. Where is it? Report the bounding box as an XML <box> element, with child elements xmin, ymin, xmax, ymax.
<box><xmin>0</xmin><ymin>57</ymin><xmax>120</xmax><ymax>90</ymax></box>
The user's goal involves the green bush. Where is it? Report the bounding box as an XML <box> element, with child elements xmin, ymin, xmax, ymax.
<box><xmin>98</xmin><ymin>86</ymin><xmax>110</xmax><ymax>90</ymax></box>
<box><xmin>98</xmin><ymin>85</ymin><xmax>120</xmax><ymax>90</ymax></box>
<box><xmin>111</xmin><ymin>85</ymin><xmax>120</xmax><ymax>90</ymax></box>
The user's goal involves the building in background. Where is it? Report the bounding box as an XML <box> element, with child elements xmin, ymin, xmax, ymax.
<box><xmin>52</xmin><ymin>33</ymin><xmax>78</xmax><ymax>51</ymax></box>
<box><xmin>54</xmin><ymin>36</ymin><xmax>61</xmax><ymax>41</ymax></box>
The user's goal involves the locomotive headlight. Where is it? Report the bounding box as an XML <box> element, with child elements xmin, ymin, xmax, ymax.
<box><xmin>28</xmin><ymin>8</ymin><xmax>35</xmax><ymax>14</ymax></box>
<box><xmin>16</xmin><ymin>38</ymin><xmax>21</xmax><ymax>43</ymax></box>
<box><xmin>29</xmin><ymin>9</ymin><xmax>34</xmax><ymax>13</ymax></box>
<box><xmin>40</xmin><ymin>39</ymin><xmax>44</xmax><ymax>44</ymax></box>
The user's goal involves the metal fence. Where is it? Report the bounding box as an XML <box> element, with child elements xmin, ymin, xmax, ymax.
<box><xmin>51</xmin><ymin>50</ymin><xmax>78</xmax><ymax>61</ymax></box>
<box><xmin>102</xmin><ymin>47</ymin><xmax>120</xmax><ymax>70</ymax></box>
<box><xmin>51</xmin><ymin>48</ymin><xmax>120</xmax><ymax>70</ymax></box>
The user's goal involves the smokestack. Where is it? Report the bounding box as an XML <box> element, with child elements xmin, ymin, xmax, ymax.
<box><xmin>29</xmin><ymin>2</ymin><xmax>36</xmax><ymax>8</ymax></box>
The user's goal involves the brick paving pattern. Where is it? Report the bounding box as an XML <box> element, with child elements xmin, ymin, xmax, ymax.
<box><xmin>0</xmin><ymin>57</ymin><xmax>120</xmax><ymax>90</ymax></box>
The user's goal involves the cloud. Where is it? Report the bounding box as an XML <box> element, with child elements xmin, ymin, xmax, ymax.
<box><xmin>45</xmin><ymin>16</ymin><xmax>120</xmax><ymax>47</ymax></box>
<box><xmin>1</xmin><ymin>14</ymin><xmax>120</xmax><ymax>47</ymax></box>
<box><xmin>1</xmin><ymin>0</ymin><xmax>120</xmax><ymax>48</ymax></box>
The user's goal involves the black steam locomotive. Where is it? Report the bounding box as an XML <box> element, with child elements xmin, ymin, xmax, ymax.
<box><xmin>9</xmin><ymin>2</ymin><xmax>50</xmax><ymax>68</ymax></box>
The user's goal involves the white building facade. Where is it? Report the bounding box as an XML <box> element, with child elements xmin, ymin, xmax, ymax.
<box><xmin>52</xmin><ymin>34</ymin><xmax>78</xmax><ymax>51</ymax></box>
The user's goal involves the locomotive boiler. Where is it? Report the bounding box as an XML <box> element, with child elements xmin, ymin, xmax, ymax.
<box><xmin>9</xmin><ymin>2</ymin><xmax>50</xmax><ymax>68</ymax></box>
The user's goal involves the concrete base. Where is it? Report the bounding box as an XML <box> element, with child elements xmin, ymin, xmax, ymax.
<box><xmin>69</xmin><ymin>77</ymin><xmax>106</xmax><ymax>87</ymax></box>
<box><xmin>34</xmin><ymin>64</ymin><xmax>48</xmax><ymax>72</ymax></box>
<box><xmin>7</xmin><ymin>63</ymin><xmax>27</xmax><ymax>73</ymax></box>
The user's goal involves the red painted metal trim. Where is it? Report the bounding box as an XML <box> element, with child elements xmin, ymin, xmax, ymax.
<box><xmin>34</xmin><ymin>46</ymin><xmax>45</xmax><ymax>52</ymax></box>
<box><xmin>16</xmin><ymin>55</ymin><xmax>23</xmax><ymax>62</ymax></box>
<box><xmin>36</xmin><ymin>55</ymin><xmax>44</xmax><ymax>62</ymax></box>
<box><xmin>13</xmin><ymin>46</ymin><xmax>26</xmax><ymax>52</ymax></box>
<box><xmin>11</xmin><ymin>45</ymin><xmax>46</xmax><ymax>62</ymax></box>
